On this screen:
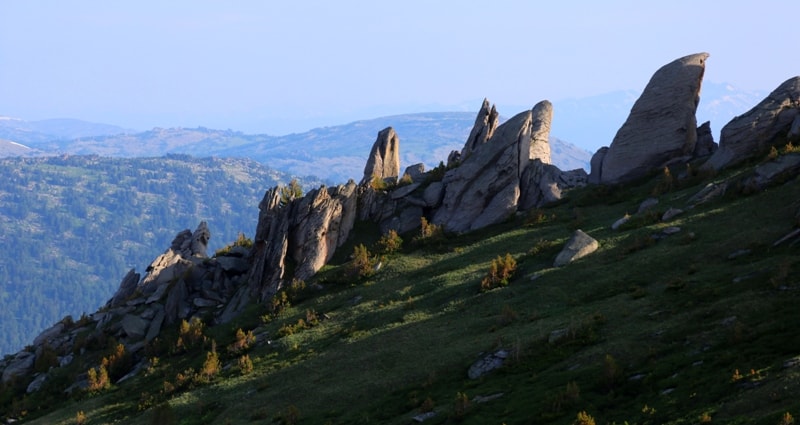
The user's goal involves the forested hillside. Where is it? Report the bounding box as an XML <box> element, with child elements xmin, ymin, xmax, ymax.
<box><xmin>0</xmin><ymin>155</ymin><xmax>315</xmax><ymax>355</ymax></box>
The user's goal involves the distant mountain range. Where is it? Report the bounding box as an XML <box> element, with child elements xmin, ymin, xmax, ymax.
<box><xmin>0</xmin><ymin>82</ymin><xmax>765</xmax><ymax>182</ymax></box>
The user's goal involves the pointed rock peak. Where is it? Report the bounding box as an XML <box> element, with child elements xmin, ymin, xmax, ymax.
<box><xmin>530</xmin><ymin>100</ymin><xmax>553</xmax><ymax>164</ymax></box>
<box><xmin>361</xmin><ymin>126</ymin><xmax>400</xmax><ymax>185</ymax></box>
<box><xmin>461</xmin><ymin>98</ymin><xmax>500</xmax><ymax>161</ymax></box>
<box><xmin>598</xmin><ymin>52</ymin><xmax>709</xmax><ymax>184</ymax></box>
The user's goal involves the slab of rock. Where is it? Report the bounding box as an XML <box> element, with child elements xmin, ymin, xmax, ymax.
<box><xmin>107</xmin><ymin>269</ymin><xmax>140</xmax><ymax>308</ymax></box>
<box><xmin>32</xmin><ymin>322</ymin><xmax>65</xmax><ymax>348</ymax></box>
<box><xmin>26</xmin><ymin>373</ymin><xmax>47</xmax><ymax>394</ymax></box>
<box><xmin>422</xmin><ymin>181</ymin><xmax>444</xmax><ymax>207</ymax></box>
<box><xmin>741</xmin><ymin>153</ymin><xmax>800</xmax><ymax>190</ymax></box>
<box><xmin>2</xmin><ymin>351</ymin><xmax>35</xmax><ymax>383</ymax></box>
<box><xmin>215</xmin><ymin>256</ymin><xmax>249</xmax><ymax>274</ymax></box>
<box><xmin>468</xmin><ymin>350</ymin><xmax>508</xmax><ymax>379</ymax></box>
<box><xmin>637</xmin><ymin>197</ymin><xmax>659</xmax><ymax>214</ymax></box>
<box><xmin>247</xmin><ymin>187</ymin><xmax>292</xmax><ymax>303</ymax></box>
<box><xmin>361</xmin><ymin>127</ymin><xmax>401</xmax><ymax>185</ymax></box>
<box><xmin>688</xmin><ymin>182</ymin><xmax>728</xmax><ymax>205</ymax></box>
<box><xmin>434</xmin><ymin>106</ymin><xmax>533</xmax><ymax>233</ymax></box>
<box><xmin>554</xmin><ymin>230</ymin><xmax>599</xmax><ymax>267</ymax></box>
<box><xmin>598</xmin><ymin>53</ymin><xmax>709</xmax><ymax>184</ymax></box>
<box><xmin>588</xmin><ymin>147</ymin><xmax>609</xmax><ymax>185</ymax></box>
<box><xmin>403</xmin><ymin>163</ymin><xmax>425</xmax><ymax>183</ymax></box>
<box><xmin>390</xmin><ymin>182</ymin><xmax>421</xmax><ymax>200</ymax></box>
<box><xmin>145</xmin><ymin>308</ymin><xmax>165</xmax><ymax>343</ymax></box>
<box><xmin>611</xmin><ymin>216</ymin><xmax>630</xmax><ymax>230</ymax></box>
<box><xmin>290</xmin><ymin>182</ymin><xmax>358</xmax><ymax>281</ymax></box>
<box><xmin>121</xmin><ymin>314</ymin><xmax>149</xmax><ymax>340</ymax></box>
<box><xmin>662</xmin><ymin>207</ymin><xmax>684</xmax><ymax>221</ymax></box>
<box><xmin>705</xmin><ymin>76</ymin><xmax>800</xmax><ymax>170</ymax></box>
<box><xmin>693</xmin><ymin>121</ymin><xmax>717</xmax><ymax>158</ymax></box>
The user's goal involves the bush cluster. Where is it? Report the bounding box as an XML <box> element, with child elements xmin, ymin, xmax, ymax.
<box><xmin>480</xmin><ymin>253</ymin><xmax>517</xmax><ymax>292</ymax></box>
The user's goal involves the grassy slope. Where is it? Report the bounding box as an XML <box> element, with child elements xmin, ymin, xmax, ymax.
<box><xmin>20</xmin><ymin>164</ymin><xmax>800</xmax><ymax>425</ymax></box>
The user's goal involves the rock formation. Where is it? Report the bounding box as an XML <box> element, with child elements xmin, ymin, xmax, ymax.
<box><xmin>361</xmin><ymin>127</ymin><xmax>400</xmax><ymax>185</ymax></box>
<box><xmin>248</xmin><ymin>181</ymin><xmax>357</xmax><ymax>302</ymax></box>
<box><xmin>529</xmin><ymin>100</ymin><xmax>553</xmax><ymax>163</ymax></box>
<box><xmin>434</xmin><ymin>109</ymin><xmax>533</xmax><ymax>233</ymax></box>
<box><xmin>693</xmin><ymin>121</ymin><xmax>717</xmax><ymax>158</ymax></box>
<box><xmin>594</xmin><ymin>53</ymin><xmax>709</xmax><ymax>184</ymax></box>
<box><xmin>460</xmin><ymin>98</ymin><xmax>499</xmax><ymax>161</ymax></box>
<box><xmin>705</xmin><ymin>76</ymin><xmax>800</xmax><ymax>170</ymax></box>
<box><xmin>519</xmin><ymin>159</ymin><xmax>587</xmax><ymax>210</ymax></box>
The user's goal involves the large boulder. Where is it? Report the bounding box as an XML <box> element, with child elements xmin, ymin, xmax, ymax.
<box><xmin>361</xmin><ymin>127</ymin><xmax>401</xmax><ymax>185</ymax></box>
<box><xmin>693</xmin><ymin>121</ymin><xmax>717</xmax><ymax>158</ymax></box>
<box><xmin>705</xmin><ymin>76</ymin><xmax>800</xmax><ymax>170</ymax></box>
<box><xmin>434</xmin><ymin>108</ymin><xmax>533</xmax><ymax>233</ymax></box>
<box><xmin>597</xmin><ymin>53</ymin><xmax>709</xmax><ymax>184</ymax></box>
<box><xmin>554</xmin><ymin>230</ymin><xmax>599</xmax><ymax>267</ymax></box>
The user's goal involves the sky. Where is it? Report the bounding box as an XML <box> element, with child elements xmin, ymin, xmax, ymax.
<box><xmin>0</xmin><ymin>1</ymin><xmax>797</xmax><ymax>137</ymax></box>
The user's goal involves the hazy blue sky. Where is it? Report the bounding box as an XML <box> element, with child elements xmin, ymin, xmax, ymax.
<box><xmin>1</xmin><ymin>1</ymin><xmax>796</xmax><ymax>135</ymax></box>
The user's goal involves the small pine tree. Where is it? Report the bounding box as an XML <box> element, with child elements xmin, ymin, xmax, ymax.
<box><xmin>574</xmin><ymin>411</ymin><xmax>596</xmax><ymax>425</ymax></box>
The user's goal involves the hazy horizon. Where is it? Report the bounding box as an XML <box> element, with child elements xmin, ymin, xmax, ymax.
<box><xmin>1</xmin><ymin>1</ymin><xmax>795</xmax><ymax>141</ymax></box>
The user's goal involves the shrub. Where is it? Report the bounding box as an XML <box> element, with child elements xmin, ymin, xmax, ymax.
<box><xmin>574</xmin><ymin>411</ymin><xmax>596</xmax><ymax>425</ymax></box>
<box><xmin>198</xmin><ymin>349</ymin><xmax>221</xmax><ymax>382</ymax></box>
<box><xmin>370</xmin><ymin>174</ymin><xmax>389</xmax><ymax>191</ymax></box>
<box><xmin>414</xmin><ymin>217</ymin><xmax>444</xmax><ymax>245</ymax></box>
<box><xmin>228</xmin><ymin>328</ymin><xmax>256</xmax><ymax>354</ymax></box>
<box><xmin>87</xmin><ymin>365</ymin><xmax>111</xmax><ymax>392</ymax></box>
<box><xmin>102</xmin><ymin>343</ymin><xmax>132</xmax><ymax>381</ymax></box>
<box><xmin>780</xmin><ymin>412</ymin><xmax>795</xmax><ymax>425</ymax></box>
<box><xmin>215</xmin><ymin>232</ymin><xmax>253</xmax><ymax>256</ymax></box>
<box><xmin>75</xmin><ymin>410</ymin><xmax>87</xmax><ymax>425</ymax></box>
<box><xmin>33</xmin><ymin>344</ymin><xmax>58</xmax><ymax>373</ymax></box>
<box><xmin>376</xmin><ymin>229</ymin><xmax>403</xmax><ymax>254</ymax></box>
<box><xmin>398</xmin><ymin>173</ymin><xmax>414</xmax><ymax>186</ymax></box>
<box><xmin>237</xmin><ymin>355</ymin><xmax>254</xmax><ymax>375</ymax></box>
<box><xmin>346</xmin><ymin>244</ymin><xmax>377</xmax><ymax>280</ymax></box>
<box><xmin>279</xmin><ymin>179</ymin><xmax>303</xmax><ymax>205</ymax></box>
<box><xmin>176</xmin><ymin>317</ymin><xmax>206</xmax><ymax>352</ymax></box>
<box><xmin>480</xmin><ymin>253</ymin><xmax>517</xmax><ymax>292</ymax></box>
<box><xmin>451</xmin><ymin>392</ymin><xmax>471</xmax><ymax>421</ymax></box>
<box><xmin>601</xmin><ymin>354</ymin><xmax>622</xmax><ymax>392</ymax></box>
<box><xmin>652</xmin><ymin>166</ymin><xmax>675</xmax><ymax>195</ymax></box>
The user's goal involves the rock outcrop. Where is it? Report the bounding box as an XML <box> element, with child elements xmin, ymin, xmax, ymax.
<box><xmin>248</xmin><ymin>181</ymin><xmax>357</xmax><ymax>302</ymax></box>
<box><xmin>529</xmin><ymin>100</ymin><xmax>553</xmax><ymax>163</ymax></box>
<box><xmin>705</xmin><ymin>76</ymin><xmax>800</xmax><ymax>170</ymax></box>
<box><xmin>361</xmin><ymin>127</ymin><xmax>400</xmax><ymax>185</ymax></box>
<box><xmin>594</xmin><ymin>53</ymin><xmax>709</xmax><ymax>184</ymax></box>
<box><xmin>461</xmin><ymin>98</ymin><xmax>499</xmax><ymax>162</ymax></box>
<box><xmin>519</xmin><ymin>159</ymin><xmax>587</xmax><ymax>210</ymax></box>
<box><xmin>434</xmin><ymin>109</ymin><xmax>533</xmax><ymax>233</ymax></box>
<box><xmin>693</xmin><ymin>121</ymin><xmax>717</xmax><ymax>158</ymax></box>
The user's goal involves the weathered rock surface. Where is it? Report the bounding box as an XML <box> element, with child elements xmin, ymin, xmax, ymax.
<box><xmin>597</xmin><ymin>53</ymin><xmax>709</xmax><ymax>184</ymax></box>
<box><xmin>361</xmin><ymin>127</ymin><xmax>400</xmax><ymax>185</ymax></box>
<box><xmin>248</xmin><ymin>187</ymin><xmax>293</xmax><ymax>303</ymax></box>
<box><xmin>290</xmin><ymin>182</ymin><xmax>358</xmax><ymax>281</ymax></box>
<box><xmin>529</xmin><ymin>100</ymin><xmax>553</xmax><ymax>163</ymax></box>
<box><xmin>693</xmin><ymin>121</ymin><xmax>717</xmax><ymax>158</ymax></box>
<box><xmin>461</xmin><ymin>98</ymin><xmax>499</xmax><ymax>162</ymax></box>
<box><xmin>705</xmin><ymin>76</ymin><xmax>800</xmax><ymax>170</ymax></box>
<box><xmin>108</xmin><ymin>269</ymin><xmax>141</xmax><ymax>308</ymax></box>
<box><xmin>741</xmin><ymin>153</ymin><xmax>800</xmax><ymax>191</ymax></box>
<box><xmin>554</xmin><ymin>230</ymin><xmax>599</xmax><ymax>267</ymax></box>
<box><xmin>434</xmin><ymin>109</ymin><xmax>533</xmax><ymax>233</ymax></box>
<box><xmin>249</xmin><ymin>181</ymin><xmax>358</xmax><ymax>302</ymax></box>
<box><xmin>468</xmin><ymin>350</ymin><xmax>508</xmax><ymax>379</ymax></box>
<box><xmin>403</xmin><ymin>163</ymin><xmax>426</xmax><ymax>182</ymax></box>
<box><xmin>519</xmin><ymin>159</ymin><xmax>587</xmax><ymax>210</ymax></box>
<box><xmin>588</xmin><ymin>147</ymin><xmax>608</xmax><ymax>185</ymax></box>
<box><xmin>2</xmin><ymin>351</ymin><xmax>34</xmax><ymax>384</ymax></box>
